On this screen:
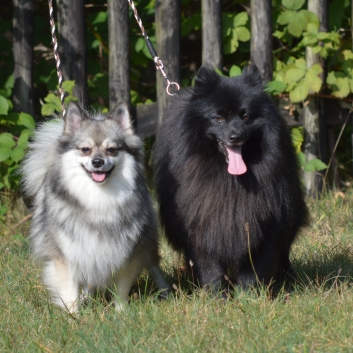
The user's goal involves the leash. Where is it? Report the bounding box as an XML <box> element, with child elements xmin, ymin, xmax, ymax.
<box><xmin>48</xmin><ymin>0</ymin><xmax>66</xmax><ymax>116</ymax></box>
<box><xmin>126</xmin><ymin>0</ymin><xmax>180</xmax><ymax>96</ymax></box>
<box><xmin>47</xmin><ymin>0</ymin><xmax>180</xmax><ymax>117</ymax></box>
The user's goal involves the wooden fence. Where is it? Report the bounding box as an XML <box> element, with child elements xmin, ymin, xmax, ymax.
<box><xmin>12</xmin><ymin>0</ymin><xmax>349</xmax><ymax>194</ymax></box>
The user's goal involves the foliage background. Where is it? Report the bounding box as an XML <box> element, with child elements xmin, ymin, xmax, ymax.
<box><xmin>0</xmin><ymin>0</ymin><xmax>353</xmax><ymax>200</ymax></box>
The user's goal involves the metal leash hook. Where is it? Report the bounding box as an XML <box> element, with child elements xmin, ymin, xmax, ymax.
<box><xmin>154</xmin><ymin>57</ymin><xmax>180</xmax><ymax>96</ymax></box>
<box><xmin>127</xmin><ymin>0</ymin><xmax>180</xmax><ymax>96</ymax></box>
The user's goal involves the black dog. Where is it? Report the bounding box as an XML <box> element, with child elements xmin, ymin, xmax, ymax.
<box><xmin>154</xmin><ymin>65</ymin><xmax>308</xmax><ymax>291</ymax></box>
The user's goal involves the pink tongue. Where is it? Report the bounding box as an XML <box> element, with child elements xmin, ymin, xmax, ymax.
<box><xmin>225</xmin><ymin>146</ymin><xmax>247</xmax><ymax>175</ymax></box>
<box><xmin>92</xmin><ymin>172</ymin><xmax>106</xmax><ymax>182</ymax></box>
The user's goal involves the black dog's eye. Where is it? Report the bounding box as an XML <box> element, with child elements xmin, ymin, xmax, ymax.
<box><xmin>243</xmin><ymin>114</ymin><xmax>251</xmax><ymax>121</ymax></box>
<box><xmin>80</xmin><ymin>147</ymin><xmax>91</xmax><ymax>155</ymax></box>
<box><xmin>214</xmin><ymin>116</ymin><xmax>224</xmax><ymax>123</ymax></box>
<box><xmin>106</xmin><ymin>147</ymin><xmax>118</xmax><ymax>156</ymax></box>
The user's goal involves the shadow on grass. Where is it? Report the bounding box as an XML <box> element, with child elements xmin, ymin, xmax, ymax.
<box><xmin>131</xmin><ymin>242</ymin><xmax>353</xmax><ymax>303</ymax></box>
<box><xmin>292</xmin><ymin>244</ymin><xmax>353</xmax><ymax>289</ymax></box>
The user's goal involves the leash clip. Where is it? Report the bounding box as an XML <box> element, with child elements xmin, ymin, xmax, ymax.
<box><xmin>154</xmin><ymin>57</ymin><xmax>180</xmax><ymax>96</ymax></box>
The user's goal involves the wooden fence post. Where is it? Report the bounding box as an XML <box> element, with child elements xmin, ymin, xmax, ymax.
<box><xmin>250</xmin><ymin>0</ymin><xmax>273</xmax><ymax>82</ymax></box>
<box><xmin>155</xmin><ymin>0</ymin><xmax>181</xmax><ymax>123</ymax></box>
<box><xmin>57</xmin><ymin>0</ymin><xmax>87</xmax><ymax>107</ymax></box>
<box><xmin>108</xmin><ymin>0</ymin><xmax>130</xmax><ymax>112</ymax></box>
<box><xmin>303</xmin><ymin>0</ymin><xmax>328</xmax><ymax>197</ymax></box>
<box><xmin>201</xmin><ymin>0</ymin><xmax>222</xmax><ymax>70</ymax></box>
<box><xmin>351</xmin><ymin>0</ymin><xmax>353</xmax><ymax>175</ymax></box>
<box><xmin>13</xmin><ymin>0</ymin><xmax>35</xmax><ymax>116</ymax></box>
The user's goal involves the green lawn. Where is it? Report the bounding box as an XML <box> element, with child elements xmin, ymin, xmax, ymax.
<box><xmin>1</xmin><ymin>190</ymin><xmax>353</xmax><ymax>352</ymax></box>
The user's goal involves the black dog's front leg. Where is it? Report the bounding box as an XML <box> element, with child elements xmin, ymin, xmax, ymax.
<box><xmin>185</xmin><ymin>249</ymin><xmax>227</xmax><ymax>294</ymax></box>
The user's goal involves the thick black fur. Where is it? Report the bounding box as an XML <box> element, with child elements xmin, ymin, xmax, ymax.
<box><xmin>154</xmin><ymin>65</ymin><xmax>309</xmax><ymax>291</ymax></box>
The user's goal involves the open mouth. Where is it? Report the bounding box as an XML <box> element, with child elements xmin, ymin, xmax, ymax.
<box><xmin>82</xmin><ymin>165</ymin><xmax>115</xmax><ymax>183</ymax></box>
<box><xmin>217</xmin><ymin>139</ymin><xmax>247</xmax><ymax>175</ymax></box>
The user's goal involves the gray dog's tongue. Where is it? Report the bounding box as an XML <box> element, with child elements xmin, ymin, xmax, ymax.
<box><xmin>225</xmin><ymin>146</ymin><xmax>247</xmax><ymax>175</ymax></box>
<box><xmin>92</xmin><ymin>172</ymin><xmax>106</xmax><ymax>182</ymax></box>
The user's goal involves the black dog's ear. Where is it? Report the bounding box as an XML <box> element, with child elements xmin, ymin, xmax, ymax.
<box><xmin>194</xmin><ymin>65</ymin><xmax>220</xmax><ymax>89</ymax></box>
<box><xmin>64</xmin><ymin>102</ymin><xmax>88</xmax><ymax>134</ymax></box>
<box><xmin>242</xmin><ymin>65</ymin><xmax>263</xmax><ymax>87</ymax></box>
<box><xmin>109</xmin><ymin>102</ymin><xmax>133</xmax><ymax>134</ymax></box>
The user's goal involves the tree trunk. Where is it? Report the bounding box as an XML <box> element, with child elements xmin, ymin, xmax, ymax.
<box><xmin>250</xmin><ymin>0</ymin><xmax>273</xmax><ymax>82</ymax></box>
<box><xmin>303</xmin><ymin>0</ymin><xmax>328</xmax><ymax>197</ymax></box>
<box><xmin>57</xmin><ymin>0</ymin><xmax>87</xmax><ymax>107</ymax></box>
<box><xmin>155</xmin><ymin>0</ymin><xmax>181</xmax><ymax>123</ymax></box>
<box><xmin>108</xmin><ymin>0</ymin><xmax>130</xmax><ymax>112</ymax></box>
<box><xmin>201</xmin><ymin>0</ymin><xmax>222</xmax><ymax>70</ymax></box>
<box><xmin>13</xmin><ymin>0</ymin><xmax>35</xmax><ymax>116</ymax></box>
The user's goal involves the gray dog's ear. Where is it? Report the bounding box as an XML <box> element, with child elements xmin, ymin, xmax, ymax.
<box><xmin>109</xmin><ymin>102</ymin><xmax>133</xmax><ymax>134</ymax></box>
<box><xmin>64</xmin><ymin>102</ymin><xmax>87</xmax><ymax>134</ymax></box>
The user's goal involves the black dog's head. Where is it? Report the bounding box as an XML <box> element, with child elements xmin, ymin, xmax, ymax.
<box><xmin>183</xmin><ymin>65</ymin><xmax>278</xmax><ymax>175</ymax></box>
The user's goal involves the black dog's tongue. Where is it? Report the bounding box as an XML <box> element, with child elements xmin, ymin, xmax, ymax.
<box><xmin>225</xmin><ymin>146</ymin><xmax>247</xmax><ymax>175</ymax></box>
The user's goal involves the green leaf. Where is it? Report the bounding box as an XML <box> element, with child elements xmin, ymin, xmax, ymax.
<box><xmin>305</xmin><ymin>65</ymin><xmax>323</xmax><ymax>93</ymax></box>
<box><xmin>304</xmin><ymin>158</ymin><xmax>328</xmax><ymax>172</ymax></box>
<box><xmin>0</xmin><ymin>88</ymin><xmax>11</xmax><ymax>98</ymax></box>
<box><xmin>298</xmin><ymin>152</ymin><xmax>306</xmax><ymax>167</ymax></box>
<box><xmin>287</xmin><ymin>12</ymin><xmax>306</xmax><ymax>37</ymax></box>
<box><xmin>304</xmin><ymin>162</ymin><xmax>315</xmax><ymax>172</ymax></box>
<box><xmin>306</xmin><ymin>23</ymin><xmax>319</xmax><ymax>35</ymax></box>
<box><xmin>10</xmin><ymin>147</ymin><xmax>25</xmax><ymax>163</ymax></box>
<box><xmin>331</xmin><ymin>77</ymin><xmax>351</xmax><ymax>98</ymax></box>
<box><xmin>295</xmin><ymin>58</ymin><xmax>307</xmax><ymax>71</ymax></box>
<box><xmin>18</xmin><ymin>112</ymin><xmax>35</xmax><ymax>130</ymax></box>
<box><xmin>326</xmin><ymin>71</ymin><xmax>338</xmax><ymax>85</ymax></box>
<box><xmin>182</xmin><ymin>14</ymin><xmax>201</xmax><ymax>36</ymax></box>
<box><xmin>308</xmin><ymin>64</ymin><xmax>323</xmax><ymax>76</ymax></box>
<box><xmin>317</xmin><ymin>32</ymin><xmax>330</xmax><ymax>40</ymax></box>
<box><xmin>0</xmin><ymin>147</ymin><xmax>12</xmax><ymax>162</ymax></box>
<box><xmin>42</xmin><ymin>93</ymin><xmax>62</xmax><ymax>115</ymax></box>
<box><xmin>284</xmin><ymin>68</ymin><xmax>306</xmax><ymax>84</ymax></box>
<box><xmin>291</xmin><ymin>127</ymin><xmax>304</xmax><ymax>152</ymax></box>
<box><xmin>4</xmin><ymin>73</ymin><xmax>14</xmax><ymax>89</ymax></box>
<box><xmin>17</xmin><ymin>130</ymin><xmax>31</xmax><ymax>149</ymax></box>
<box><xmin>229</xmin><ymin>65</ymin><xmax>242</xmax><ymax>77</ymax></box>
<box><xmin>312</xmin><ymin>45</ymin><xmax>322</xmax><ymax>55</ymax></box>
<box><xmin>0</xmin><ymin>95</ymin><xmax>9</xmax><ymax>115</ymax></box>
<box><xmin>301</xmin><ymin>10</ymin><xmax>320</xmax><ymax>28</ymax></box>
<box><xmin>92</xmin><ymin>11</ymin><xmax>107</xmax><ymax>25</ymax></box>
<box><xmin>62</xmin><ymin>80</ymin><xmax>75</xmax><ymax>95</ymax></box>
<box><xmin>214</xmin><ymin>68</ymin><xmax>224</xmax><ymax>76</ymax></box>
<box><xmin>64</xmin><ymin>95</ymin><xmax>78</xmax><ymax>105</ymax></box>
<box><xmin>235</xmin><ymin>27</ymin><xmax>250</xmax><ymax>42</ymax></box>
<box><xmin>135</xmin><ymin>37</ymin><xmax>145</xmax><ymax>53</ymax></box>
<box><xmin>233</xmin><ymin>12</ymin><xmax>248</xmax><ymax>27</ymax></box>
<box><xmin>278</xmin><ymin>10</ymin><xmax>296</xmax><ymax>25</ymax></box>
<box><xmin>41</xmin><ymin>103</ymin><xmax>56</xmax><ymax>116</ymax></box>
<box><xmin>305</xmin><ymin>72</ymin><xmax>322</xmax><ymax>93</ymax></box>
<box><xmin>0</xmin><ymin>133</ymin><xmax>16</xmax><ymax>148</ymax></box>
<box><xmin>282</xmin><ymin>0</ymin><xmax>305</xmax><ymax>11</ymax></box>
<box><xmin>289</xmin><ymin>82</ymin><xmax>309</xmax><ymax>102</ymax></box>
<box><xmin>265</xmin><ymin>80</ymin><xmax>287</xmax><ymax>94</ymax></box>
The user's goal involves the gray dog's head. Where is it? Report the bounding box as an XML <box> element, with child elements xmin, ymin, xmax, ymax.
<box><xmin>59</xmin><ymin>102</ymin><xmax>142</xmax><ymax>185</ymax></box>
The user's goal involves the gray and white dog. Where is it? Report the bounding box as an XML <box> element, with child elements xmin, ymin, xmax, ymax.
<box><xmin>21</xmin><ymin>102</ymin><xmax>170</xmax><ymax>313</ymax></box>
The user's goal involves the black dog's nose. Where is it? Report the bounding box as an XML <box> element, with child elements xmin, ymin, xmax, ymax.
<box><xmin>92</xmin><ymin>158</ymin><xmax>105</xmax><ymax>168</ymax></box>
<box><xmin>229</xmin><ymin>133</ymin><xmax>241</xmax><ymax>143</ymax></box>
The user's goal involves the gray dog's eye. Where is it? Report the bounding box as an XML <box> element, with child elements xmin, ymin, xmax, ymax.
<box><xmin>80</xmin><ymin>147</ymin><xmax>91</xmax><ymax>155</ymax></box>
<box><xmin>106</xmin><ymin>147</ymin><xmax>118</xmax><ymax>156</ymax></box>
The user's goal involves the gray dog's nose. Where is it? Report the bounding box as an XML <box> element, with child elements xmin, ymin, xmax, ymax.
<box><xmin>92</xmin><ymin>158</ymin><xmax>104</xmax><ymax>168</ymax></box>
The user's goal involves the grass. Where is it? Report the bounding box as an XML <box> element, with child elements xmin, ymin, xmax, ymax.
<box><xmin>1</xmin><ymin>190</ymin><xmax>353</xmax><ymax>352</ymax></box>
